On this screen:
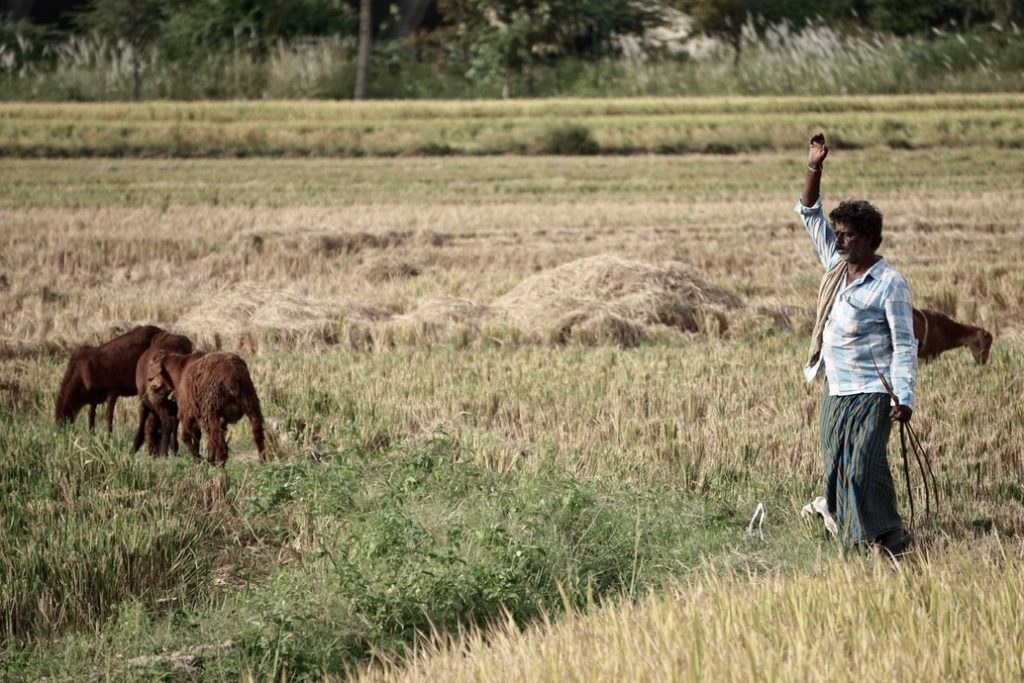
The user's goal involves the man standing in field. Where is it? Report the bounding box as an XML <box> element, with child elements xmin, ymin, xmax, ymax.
<box><xmin>795</xmin><ymin>133</ymin><xmax>917</xmax><ymax>556</ymax></box>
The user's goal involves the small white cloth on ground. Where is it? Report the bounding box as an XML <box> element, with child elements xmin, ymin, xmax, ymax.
<box><xmin>801</xmin><ymin>496</ymin><xmax>838</xmax><ymax>536</ymax></box>
<box><xmin>746</xmin><ymin>502</ymin><xmax>766</xmax><ymax>541</ymax></box>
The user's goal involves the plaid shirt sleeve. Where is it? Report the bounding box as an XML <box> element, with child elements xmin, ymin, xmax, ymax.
<box><xmin>884</xmin><ymin>276</ymin><xmax>917</xmax><ymax>409</ymax></box>
<box><xmin>795</xmin><ymin>196</ymin><xmax>839</xmax><ymax>270</ymax></box>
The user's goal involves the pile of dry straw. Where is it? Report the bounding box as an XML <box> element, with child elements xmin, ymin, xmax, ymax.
<box><xmin>172</xmin><ymin>255</ymin><xmax>797</xmax><ymax>350</ymax></box>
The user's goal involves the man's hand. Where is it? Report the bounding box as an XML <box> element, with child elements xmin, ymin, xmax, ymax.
<box><xmin>808</xmin><ymin>133</ymin><xmax>829</xmax><ymax>170</ymax></box>
<box><xmin>801</xmin><ymin>133</ymin><xmax>829</xmax><ymax>207</ymax></box>
<box><xmin>891</xmin><ymin>405</ymin><xmax>913</xmax><ymax>423</ymax></box>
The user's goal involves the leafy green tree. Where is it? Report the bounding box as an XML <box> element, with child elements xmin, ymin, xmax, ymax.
<box><xmin>158</xmin><ymin>0</ymin><xmax>355</xmax><ymax>61</ymax></box>
<box><xmin>670</xmin><ymin>0</ymin><xmax>827</xmax><ymax>67</ymax></box>
<box><xmin>854</xmin><ymin>0</ymin><xmax>1024</xmax><ymax>35</ymax></box>
<box><xmin>439</xmin><ymin>0</ymin><xmax>664</xmax><ymax>97</ymax></box>
<box><xmin>860</xmin><ymin>0</ymin><xmax>951</xmax><ymax>34</ymax></box>
<box><xmin>75</xmin><ymin>0</ymin><xmax>172</xmax><ymax>99</ymax></box>
<box><xmin>676</xmin><ymin>0</ymin><xmax>749</xmax><ymax>66</ymax></box>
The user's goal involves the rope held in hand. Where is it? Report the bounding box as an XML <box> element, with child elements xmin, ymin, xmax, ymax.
<box><xmin>871</xmin><ymin>354</ymin><xmax>939</xmax><ymax>530</ymax></box>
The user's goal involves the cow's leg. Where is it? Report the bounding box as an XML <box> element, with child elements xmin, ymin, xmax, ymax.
<box><xmin>132</xmin><ymin>401</ymin><xmax>151</xmax><ymax>453</ymax></box>
<box><xmin>105</xmin><ymin>395</ymin><xmax>117</xmax><ymax>433</ymax></box>
<box><xmin>205</xmin><ymin>419</ymin><xmax>228</xmax><ymax>465</ymax></box>
<box><xmin>181</xmin><ymin>416</ymin><xmax>202</xmax><ymax>462</ymax></box>
<box><xmin>154</xmin><ymin>404</ymin><xmax>177</xmax><ymax>457</ymax></box>
<box><xmin>166</xmin><ymin>406</ymin><xmax>180</xmax><ymax>455</ymax></box>
<box><xmin>146</xmin><ymin>411</ymin><xmax>162</xmax><ymax>456</ymax></box>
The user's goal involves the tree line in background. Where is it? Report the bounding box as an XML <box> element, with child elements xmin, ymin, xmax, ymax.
<box><xmin>1</xmin><ymin>0</ymin><xmax>1022</xmax><ymax>100</ymax></box>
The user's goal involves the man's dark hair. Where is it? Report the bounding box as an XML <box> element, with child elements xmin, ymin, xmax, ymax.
<box><xmin>829</xmin><ymin>199</ymin><xmax>883</xmax><ymax>249</ymax></box>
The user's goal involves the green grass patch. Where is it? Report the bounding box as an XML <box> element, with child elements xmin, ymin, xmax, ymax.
<box><xmin>2</xmin><ymin>421</ymin><xmax>780</xmax><ymax>679</ymax></box>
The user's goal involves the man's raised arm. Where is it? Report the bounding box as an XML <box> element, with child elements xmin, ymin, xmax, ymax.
<box><xmin>802</xmin><ymin>133</ymin><xmax>828</xmax><ymax>208</ymax></box>
<box><xmin>795</xmin><ymin>133</ymin><xmax>838</xmax><ymax>270</ymax></box>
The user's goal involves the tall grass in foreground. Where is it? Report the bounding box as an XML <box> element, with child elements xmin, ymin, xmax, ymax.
<box><xmin>358</xmin><ymin>545</ymin><xmax>1024</xmax><ymax>682</ymax></box>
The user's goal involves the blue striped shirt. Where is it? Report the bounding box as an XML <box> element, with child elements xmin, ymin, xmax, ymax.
<box><xmin>796</xmin><ymin>197</ymin><xmax>918</xmax><ymax>409</ymax></box>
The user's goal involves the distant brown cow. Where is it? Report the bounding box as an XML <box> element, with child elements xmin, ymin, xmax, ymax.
<box><xmin>913</xmin><ymin>308</ymin><xmax>992</xmax><ymax>365</ymax></box>
<box><xmin>55</xmin><ymin>325</ymin><xmax>164</xmax><ymax>431</ymax></box>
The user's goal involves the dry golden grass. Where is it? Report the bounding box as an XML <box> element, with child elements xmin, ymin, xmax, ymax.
<box><xmin>356</xmin><ymin>541</ymin><xmax>1024</xmax><ymax>683</ymax></box>
<box><xmin>2</xmin><ymin>150</ymin><xmax>1021</xmax><ymax>359</ymax></box>
<box><xmin>2</xmin><ymin>147</ymin><xmax>1020</xmax><ymax>500</ymax></box>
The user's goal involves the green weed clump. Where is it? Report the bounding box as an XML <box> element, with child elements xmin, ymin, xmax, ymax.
<box><xmin>204</xmin><ymin>436</ymin><xmax>741</xmax><ymax>679</ymax></box>
<box><xmin>539</xmin><ymin>124</ymin><xmax>600</xmax><ymax>155</ymax></box>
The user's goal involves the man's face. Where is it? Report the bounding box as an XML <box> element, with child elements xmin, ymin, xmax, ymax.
<box><xmin>834</xmin><ymin>222</ymin><xmax>873</xmax><ymax>263</ymax></box>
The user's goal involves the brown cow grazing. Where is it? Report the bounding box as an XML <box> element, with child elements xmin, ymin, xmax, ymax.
<box><xmin>913</xmin><ymin>308</ymin><xmax>993</xmax><ymax>365</ymax></box>
<box><xmin>55</xmin><ymin>325</ymin><xmax>164</xmax><ymax>431</ymax></box>
<box><xmin>131</xmin><ymin>332</ymin><xmax>194</xmax><ymax>457</ymax></box>
<box><xmin>146</xmin><ymin>351</ymin><xmax>267</xmax><ymax>465</ymax></box>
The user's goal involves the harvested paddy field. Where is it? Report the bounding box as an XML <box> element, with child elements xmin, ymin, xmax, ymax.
<box><xmin>2</xmin><ymin>94</ymin><xmax>1023</xmax><ymax>157</ymax></box>
<box><xmin>1</xmin><ymin>98</ymin><xmax>1023</xmax><ymax>681</ymax></box>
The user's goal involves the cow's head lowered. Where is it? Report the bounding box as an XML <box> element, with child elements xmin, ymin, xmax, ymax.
<box><xmin>913</xmin><ymin>308</ymin><xmax>992</xmax><ymax>366</ymax></box>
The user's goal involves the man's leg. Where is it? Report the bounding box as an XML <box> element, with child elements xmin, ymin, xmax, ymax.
<box><xmin>821</xmin><ymin>391</ymin><xmax>902</xmax><ymax>545</ymax></box>
<box><xmin>844</xmin><ymin>393</ymin><xmax>902</xmax><ymax>543</ymax></box>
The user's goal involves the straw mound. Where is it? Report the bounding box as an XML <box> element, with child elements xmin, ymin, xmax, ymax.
<box><xmin>176</xmin><ymin>283</ymin><xmax>340</xmax><ymax>350</ymax></box>
<box><xmin>399</xmin><ymin>298</ymin><xmax>492</xmax><ymax>324</ymax></box>
<box><xmin>167</xmin><ymin>259</ymin><xmax>788</xmax><ymax>352</ymax></box>
<box><xmin>491</xmin><ymin>255</ymin><xmax>742</xmax><ymax>346</ymax></box>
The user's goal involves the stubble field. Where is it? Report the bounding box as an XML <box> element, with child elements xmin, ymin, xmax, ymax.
<box><xmin>1</xmin><ymin>98</ymin><xmax>1023</xmax><ymax>681</ymax></box>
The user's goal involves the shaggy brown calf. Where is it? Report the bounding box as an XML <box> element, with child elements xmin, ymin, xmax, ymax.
<box><xmin>913</xmin><ymin>308</ymin><xmax>993</xmax><ymax>365</ymax></box>
<box><xmin>55</xmin><ymin>325</ymin><xmax>165</xmax><ymax>431</ymax></box>
<box><xmin>146</xmin><ymin>351</ymin><xmax>267</xmax><ymax>465</ymax></box>
<box><xmin>131</xmin><ymin>332</ymin><xmax>194</xmax><ymax>457</ymax></box>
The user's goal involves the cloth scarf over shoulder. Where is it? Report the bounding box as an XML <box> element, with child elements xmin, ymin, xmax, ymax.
<box><xmin>806</xmin><ymin>261</ymin><xmax>848</xmax><ymax>372</ymax></box>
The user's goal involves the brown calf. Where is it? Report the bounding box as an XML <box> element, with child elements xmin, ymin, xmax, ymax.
<box><xmin>146</xmin><ymin>351</ymin><xmax>267</xmax><ymax>465</ymax></box>
<box><xmin>131</xmin><ymin>332</ymin><xmax>194</xmax><ymax>457</ymax></box>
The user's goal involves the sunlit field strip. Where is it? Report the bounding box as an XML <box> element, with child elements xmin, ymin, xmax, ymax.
<box><xmin>1</xmin><ymin>94</ymin><xmax>1023</xmax><ymax>157</ymax></box>
<box><xmin>3</xmin><ymin>94</ymin><xmax>1023</xmax><ymax>121</ymax></box>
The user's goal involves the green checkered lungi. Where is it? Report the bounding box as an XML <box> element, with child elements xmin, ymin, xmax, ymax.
<box><xmin>820</xmin><ymin>386</ymin><xmax>903</xmax><ymax>545</ymax></box>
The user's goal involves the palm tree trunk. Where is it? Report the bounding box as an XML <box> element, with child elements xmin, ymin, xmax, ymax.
<box><xmin>354</xmin><ymin>0</ymin><xmax>372</xmax><ymax>100</ymax></box>
<box><xmin>731</xmin><ymin>33</ymin><xmax>742</xmax><ymax>72</ymax></box>
<box><xmin>132</xmin><ymin>43</ymin><xmax>142</xmax><ymax>101</ymax></box>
